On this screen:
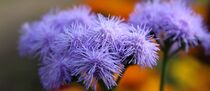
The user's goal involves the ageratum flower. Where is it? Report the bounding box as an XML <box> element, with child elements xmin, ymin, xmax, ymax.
<box><xmin>39</xmin><ymin>54</ymin><xmax>71</xmax><ymax>90</ymax></box>
<box><xmin>200</xmin><ymin>33</ymin><xmax>210</xmax><ymax>54</ymax></box>
<box><xmin>129</xmin><ymin>1</ymin><xmax>207</xmax><ymax>50</ymax></box>
<box><xmin>91</xmin><ymin>14</ymin><xmax>130</xmax><ymax>53</ymax></box>
<box><xmin>121</xmin><ymin>25</ymin><xmax>159</xmax><ymax>68</ymax></box>
<box><xmin>19</xmin><ymin>5</ymin><xmax>95</xmax><ymax>58</ymax></box>
<box><xmin>70</xmin><ymin>40</ymin><xmax>122</xmax><ymax>90</ymax></box>
<box><xmin>129</xmin><ymin>1</ymin><xmax>166</xmax><ymax>34</ymax></box>
<box><xmin>19</xmin><ymin>22</ymin><xmax>59</xmax><ymax>57</ymax></box>
<box><xmin>92</xmin><ymin>14</ymin><xmax>129</xmax><ymax>41</ymax></box>
<box><xmin>42</xmin><ymin>5</ymin><xmax>95</xmax><ymax>31</ymax></box>
<box><xmin>51</xmin><ymin>23</ymin><xmax>91</xmax><ymax>54</ymax></box>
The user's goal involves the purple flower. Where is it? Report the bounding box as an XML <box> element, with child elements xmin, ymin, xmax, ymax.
<box><xmin>18</xmin><ymin>22</ymin><xmax>59</xmax><ymax>57</ymax></box>
<box><xmin>51</xmin><ymin>23</ymin><xmax>91</xmax><ymax>54</ymax></box>
<box><xmin>120</xmin><ymin>25</ymin><xmax>159</xmax><ymax>68</ymax></box>
<box><xmin>39</xmin><ymin>54</ymin><xmax>71</xmax><ymax>90</ymax></box>
<box><xmin>200</xmin><ymin>33</ymin><xmax>210</xmax><ymax>54</ymax></box>
<box><xmin>129</xmin><ymin>1</ymin><xmax>166</xmax><ymax>34</ymax></box>
<box><xmin>129</xmin><ymin>1</ymin><xmax>207</xmax><ymax>50</ymax></box>
<box><xmin>19</xmin><ymin>5</ymin><xmax>95</xmax><ymax>58</ymax></box>
<box><xmin>92</xmin><ymin>14</ymin><xmax>129</xmax><ymax>42</ymax></box>
<box><xmin>70</xmin><ymin>41</ymin><xmax>122</xmax><ymax>90</ymax></box>
<box><xmin>42</xmin><ymin>5</ymin><xmax>95</xmax><ymax>31</ymax></box>
<box><xmin>19</xmin><ymin>4</ymin><xmax>161</xmax><ymax>90</ymax></box>
<box><xmin>91</xmin><ymin>14</ymin><xmax>130</xmax><ymax>53</ymax></box>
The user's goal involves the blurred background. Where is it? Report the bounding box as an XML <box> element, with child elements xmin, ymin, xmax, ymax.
<box><xmin>0</xmin><ymin>0</ymin><xmax>209</xmax><ymax>91</ymax></box>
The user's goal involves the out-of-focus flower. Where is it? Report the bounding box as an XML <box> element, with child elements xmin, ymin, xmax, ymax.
<box><xmin>120</xmin><ymin>26</ymin><xmax>159</xmax><ymax>68</ymax></box>
<box><xmin>39</xmin><ymin>54</ymin><xmax>72</xmax><ymax>90</ymax></box>
<box><xmin>201</xmin><ymin>33</ymin><xmax>210</xmax><ymax>54</ymax></box>
<box><xmin>70</xmin><ymin>42</ymin><xmax>122</xmax><ymax>90</ymax></box>
<box><xmin>18</xmin><ymin>5</ymin><xmax>97</xmax><ymax>90</ymax></box>
<box><xmin>42</xmin><ymin>5</ymin><xmax>95</xmax><ymax>31</ymax></box>
<box><xmin>129</xmin><ymin>1</ymin><xmax>208</xmax><ymax>51</ymax></box>
<box><xmin>19</xmin><ymin>5</ymin><xmax>95</xmax><ymax>58</ymax></box>
<box><xmin>19</xmin><ymin>22</ymin><xmax>59</xmax><ymax>57</ymax></box>
<box><xmin>129</xmin><ymin>1</ymin><xmax>166</xmax><ymax>34</ymax></box>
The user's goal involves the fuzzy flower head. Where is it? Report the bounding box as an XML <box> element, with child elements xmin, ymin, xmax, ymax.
<box><xmin>42</xmin><ymin>5</ymin><xmax>95</xmax><ymax>32</ymax></box>
<box><xmin>39</xmin><ymin>54</ymin><xmax>71</xmax><ymax>90</ymax></box>
<box><xmin>70</xmin><ymin>41</ymin><xmax>122</xmax><ymax>90</ymax></box>
<box><xmin>121</xmin><ymin>25</ymin><xmax>159</xmax><ymax>68</ymax></box>
<box><xmin>19</xmin><ymin>5</ymin><xmax>95</xmax><ymax>58</ymax></box>
<box><xmin>129</xmin><ymin>1</ymin><xmax>167</xmax><ymax>34</ymax></box>
<box><xmin>90</xmin><ymin>14</ymin><xmax>130</xmax><ymax>53</ymax></box>
<box><xmin>92</xmin><ymin>14</ymin><xmax>129</xmax><ymax>42</ymax></box>
<box><xmin>129</xmin><ymin>1</ymin><xmax>207</xmax><ymax>50</ymax></box>
<box><xmin>19</xmin><ymin>22</ymin><xmax>59</xmax><ymax>57</ymax></box>
<box><xmin>51</xmin><ymin>23</ymin><xmax>91</xmax><ymax>54</ymax></box>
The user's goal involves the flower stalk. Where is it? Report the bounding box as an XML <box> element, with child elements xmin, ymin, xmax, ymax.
<box><xmin>159</xmin><ymin>48</ymin><xmax>169</xmax><ymax>91</ymax></box>
<box><xmin>159</xmin><ymin>39</ymin><xmax>173</xmax><ymax>91</ymax></box>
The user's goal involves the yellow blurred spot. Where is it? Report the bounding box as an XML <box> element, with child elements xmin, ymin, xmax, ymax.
<box><xmin>169</xmin><ymin>56</ymin><xmax>210</xmax><ymax>91</ymax></box>
<box><xmin>140</xmin><ymin>76</ymin><xmax>174</xmax><ymax>91</ymax></box>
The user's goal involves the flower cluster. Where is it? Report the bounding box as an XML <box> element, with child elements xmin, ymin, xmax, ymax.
<box><xmin>129</xmin><ymin>0</ymin><xmax>210</xmax><ymax>51</ymax></box>
<box><xmin>19</xmin><ymin>5</ymin><xmax>159</xmax><ymax>90</ymax></box>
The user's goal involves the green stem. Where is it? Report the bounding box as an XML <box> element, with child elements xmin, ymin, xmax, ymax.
<box><xmin>159</xmin><ymin>48</ymin><xmax>169</xmax><ymax>91</ymax></box>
